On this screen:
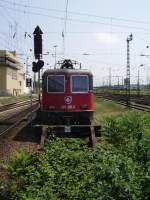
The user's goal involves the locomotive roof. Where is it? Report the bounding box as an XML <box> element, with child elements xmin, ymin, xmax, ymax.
<box><xmin>43</xmin><ymin>68</ymin><xmax>93</xmax><ymax>76</ymax></box>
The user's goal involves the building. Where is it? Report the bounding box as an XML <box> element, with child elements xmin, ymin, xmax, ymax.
<box><xmin>0</xmin><ymin>50</ymin><xmax>25</xmax><ymax>96</ymax></box>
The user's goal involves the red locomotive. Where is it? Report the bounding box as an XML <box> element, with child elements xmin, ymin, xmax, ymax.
<box><xmin>40</xmin><ymin>59</ymin><xmax>94</xmax><ymax>125</ymax></box>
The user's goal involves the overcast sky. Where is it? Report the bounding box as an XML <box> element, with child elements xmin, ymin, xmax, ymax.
<box><xmin>0</xmin><ymin>0</ymin><xmax>150</xmax><ymax>85</ymax></box>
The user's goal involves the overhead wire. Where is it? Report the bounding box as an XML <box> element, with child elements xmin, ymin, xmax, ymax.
<box><xmin>1</xmin><ymin>0</ymin><xmax>150</xmax><ymax>65</ymax></box>
<box><xmin>0</xmin><ymin>1</ymin><xmax>15</xmax><ymax>50</ymax></box>
<box><xmin>1</xmin><ymin>0</ymin><xmax>150</xmax><ymax>26</ymax></box>
<box><xmin>43</xmin><ymin>31</ymin><xmax>150</xmax><ymax>36</ymax></box>
<box><xmin>0</xmin><ymin>3</ymin><xmax>150</xmax><ymax>32</ymax></box>
<box><xmin>9</xmin><ymin>0</ymin><xmax>17</xmax><ymax>50</ymax></box>
<box><xmin>0</xmin><ymin>1</ymin><xmax>23</xmax><ymax>51</ymax></box>
<box><xmin>0</xmin><ymin>2</ymin><xmax>32</xmax><ymax>39</ymax></box>
<box><xmin>26</xmin><ymin>0</ymin><xmax>32</xmax><ymax>33</ymax></box>
<box><xmin>0</xmin><ymin>34</ymin><xmax>10</xmax><ymax>50</ymax></box>
<box><xmin>0</xmin><ymin>1</ymin><xmax>149</xmax><ymax>68</ymax></box>
<box><xmin>62</xmin><ymin>0</ymin><xmax>69</xmax><ymax>55</ymax></box>
<box><xmin>21</xmin><ymin>0</ymin><xmax>32</xmax><ymax>55</ymax></box>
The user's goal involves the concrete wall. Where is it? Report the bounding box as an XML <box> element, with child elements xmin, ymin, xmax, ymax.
<box><xmin>17</xmin><ymin>66</ymin><xmax>25</xmax><ymax>95</ymax></box>
<box><xmin>6</xmin><ymin>66</ymin><xmax>25</xmax><ymax>95</ymax></box>
<box><xmin>6</xmin><ymin>67</ymin><xmax>18</xmax><ymax>95</ymax></box>
<box><xmin>0</xmin><ymin>66</ymin><xmax>6</xmax><ymax>91</ymax></box>
<box><xmin>0</xmin><ymin>50</ymin><xmax>25</xmax><ymax>95</ymax></box>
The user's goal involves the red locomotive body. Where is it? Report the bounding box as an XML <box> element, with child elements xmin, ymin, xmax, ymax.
<box><xmin>40</xmin><ymin>60</ymin><xmax>94</xmax><ymax>125</ymax></box>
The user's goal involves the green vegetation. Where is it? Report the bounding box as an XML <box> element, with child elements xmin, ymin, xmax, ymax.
<box><xmin>1</xmin><ymin>111</ymin><xmax>150</xmax><ymax>200</ymax></box>
<box><xmin>94</xmin><ymin>97</ymin><xmax>127</xmax><ymax>124</ymax></box>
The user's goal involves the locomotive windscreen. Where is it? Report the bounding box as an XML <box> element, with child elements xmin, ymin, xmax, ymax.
<box><xmin>47</xmin><ymin>75</ymin><xmax>65</xmax><ymax>92</ymax></box>
<box><xmin>71</xmin><ymin>75</ymin><xmax>89</xmax><ymax>92</ymax></box>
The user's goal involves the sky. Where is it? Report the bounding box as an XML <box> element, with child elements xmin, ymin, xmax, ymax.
<box><xmin>0</xmin><ymin>0</ymin><xmax>150</xmax><ymax>86</ymax></box>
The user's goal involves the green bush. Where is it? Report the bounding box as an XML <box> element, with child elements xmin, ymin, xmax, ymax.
<box><xmin>3</xmin><ymin>112</ymin><xmax>150</xmax><ymax>200</ymax></box>
<box><xmin>103</xmin><ymin>112</ymin><xmax>150</xmax><ymax>165</ymax></box>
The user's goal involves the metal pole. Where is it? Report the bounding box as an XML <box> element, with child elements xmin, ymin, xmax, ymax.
<box><xmin>33</xmin><ymin>72</ymin><xmax>36</xmax><ymax>93</ymax></box>
<box><xmin>38</xmin><ymin>71</ymin><xmax>40</xmax><ymax>102</ymax></box>
<box><xmin>137</xmin><ymin>69</ymin><xmax>140</xmax><ymax>96</ymax></box>
<box><xmin>54</xmin><ymin>45</ymin><xmax>57</xmax><ymax>69</ymax></box>
<box><xmin>30</xmin><ymin>85</ymin><xmax>32</xmax><ymax>128</ymax></box>
<box><xmin>109</xmin><ymin>67</ymin><xmax>111</xmax><ymax>88</ymax></box>
<box><xmin>116</xmin><ymin>76</ymin><xmax>119</xmax><ymax>87</ymax></box>
<box><xmin>126</xmin><ymin>39</ymin><xmax>130</xmax><ymax>107</ymax></box>
<box><xmin>122</xmin><ymin>77</ymin><xmax>124</xmax><ymax>89</ymax></box>
<box><xmin>26</xmin><ymin>57</ymin><xmax>29</xmax><ymax>78</ymax></box>
<box><xmin>146</xmin><ymin>68</ymin><xmax>149</xmax><ymax>89</ymax></box>
<box><xmin>126</xmin><ymin>34</ymin><xmax>133</xmax><ymax>108</ymax></box>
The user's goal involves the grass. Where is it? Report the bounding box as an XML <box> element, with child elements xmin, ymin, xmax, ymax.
<box><xmin>93</xmin><ymin>96</ymin><xmax>128</xmax><ymax>125</ymax></box>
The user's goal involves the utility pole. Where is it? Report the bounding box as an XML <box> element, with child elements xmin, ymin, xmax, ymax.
<box><xmin>137</xmin><ymin>69</ymin><xmax>140</xmax><ymax>96</ymax></box>
<box><xmin>117</xmin><ymin>76</ymin><xmax>119</xmax><ymax>88</ymax></box>
<box><xmin>126</xmin><ymin>34</ymin><xmax>133</xmax><ymax>107</ymax></box>
<box><xmin>122</xmin><ymin>77</ymin><xmax>124</xmax><ymax>89</ymax></box>
<box><xmin>33</xmin><ymin>72</ymin><xmax>36</xmax><ymax>93</ymax></box>
<box><xmin>26</xmin><ymin>57</ymin><xmax>29</xmax><ymax>78</ymax></box>
<box><xmin>54</xmin><ymin>45</ymin><xmax>57</xmax><ymax>69</ymax></box>
<box><xmin>109</xmin><ymin>67</ymin><xmax>111</xmax><ymax>89</ymax></box>
<box><xmin>146</xmin><ymin>67</ymin><xmax>150</xmax><ymax>89</ymax></box>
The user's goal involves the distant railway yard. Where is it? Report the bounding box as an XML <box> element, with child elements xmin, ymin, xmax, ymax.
<box><xmin>95</xmin><ymin>92</ymin><xmax>150</xmax><ymax>112</ymax></box>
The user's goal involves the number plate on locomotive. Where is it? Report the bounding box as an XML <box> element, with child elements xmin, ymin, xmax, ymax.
<box><xmin>64</xmin><ymin>126</ymin><xmax>71</xmax><ymax>133</ymax></box>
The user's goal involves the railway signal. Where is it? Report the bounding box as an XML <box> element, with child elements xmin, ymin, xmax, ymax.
<box><xmin>33</xmin><ymin>26</ymin><xmax>44</xmax><ymax>72</ymax></box>
<box><xmin>26</xmin><ymin>78</ymin><xmax>32</xmax><ymax>87</ymax></box>
<box><xmin>33</xmin><ymin>26</ymin><xmax>43</xmax><ymax>60</ymax></box>
<box><xmin>25</xmin><ymin>78</ymin><xmax>33</xmax><ymax>127</ymax></box>
<box><xmin>32</xmin><ymin>60</ymin><xmax>44</xmax><ymax>72</ymax></box>
<box><xmin>33</xmin><ymin>26</ymin><xmax>44</xmax><ymax>102</ymax></box>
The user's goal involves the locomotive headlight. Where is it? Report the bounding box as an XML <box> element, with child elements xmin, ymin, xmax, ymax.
<box><xmin>49</xmin><ymin>106</ymin><xmax>55</xmax><ymax>110</ymax></box>
<box><xmin>80</xmin><ymin>105</ymin><xmax>88</xmax><ymax>110</ymax></box>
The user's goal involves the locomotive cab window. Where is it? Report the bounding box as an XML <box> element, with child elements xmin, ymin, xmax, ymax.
<box><xmin>89</xmin><ymin>75</ymin><xmax>93</xmax><ymax>91</ymax></box>
<box><xmin>47</xmin><ymin>75</ymin><xmax>65</xmax><ymax>93</ymax></box>
<box><xmin>71</xmin><ymin>75</ymin><xmax>89</xmax><ymax>93</ymax></box>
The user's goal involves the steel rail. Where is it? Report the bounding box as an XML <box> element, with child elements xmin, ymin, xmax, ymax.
<box><xmin>0</xmin><ymin>98</ymin><xmax>38</xmax><ymax>112</ymax></box>
<box><xmin>0</xmin><ymin>106</ymin><xmax>39</xmax><ymax>137</ymax></box>
<box><xmin>95</xmin><ymin>93</ymin><xmax>150</xmax><ymax>112</ymax></box>
<box><xmin>0</xmin><ymin>101</ymin><xmax>39</xmax><ymax>121</ymax></box>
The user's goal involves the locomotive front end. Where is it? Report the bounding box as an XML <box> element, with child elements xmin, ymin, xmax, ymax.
<box><xmin>40</xmin><ymin>60</ymin><xmax>94</xmax><ymax>125</ymax></box>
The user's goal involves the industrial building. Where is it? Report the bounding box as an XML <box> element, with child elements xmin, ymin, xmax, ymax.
<box><xmin>0</xmin><ymin>50</ymin><xmax>25</xmax><ymax>96</ymax></box>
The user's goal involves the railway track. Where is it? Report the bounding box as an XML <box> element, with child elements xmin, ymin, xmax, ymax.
<box><xmin>0</xmin><ymin>99</ymin><xmax>38</xmax><ymax>124</ymax></box>
<box><xmin>38</xmin><ymin>124</ymin><xmax>101</xmax><ymax>149</ymax></box>
<box><xmin>0</xmin><ymin>106</ymin><xmax>39</xmax><ymax>137</ymax></box>
<box><xmin>0</xmin><ymin>98</ymin><xmax>38</xmax><ymax>112</ymax></box>
<box><xmin>0</xmin><ymin>99</ymin><xmax>41</xmax><ymax>167</ymax></box>
<box><xmin>95</xmin><ymin>93</ymin><xmax>150</xmax><ymax>112</ymax></box>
